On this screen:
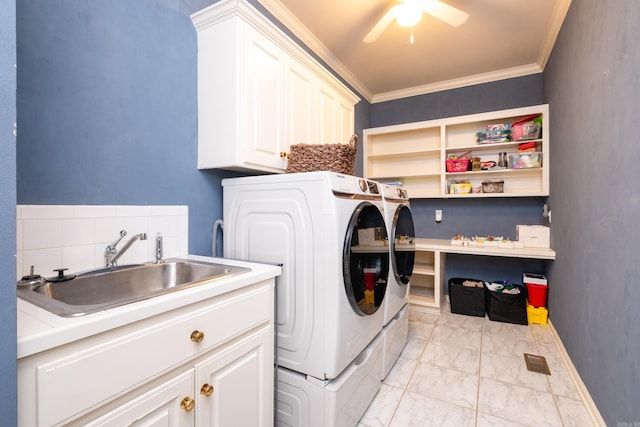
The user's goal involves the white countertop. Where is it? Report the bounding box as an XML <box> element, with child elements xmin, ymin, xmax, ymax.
<box><xmin>415</xmin><ymin>238</ymin><xmax>556</xmax><ymax>260</ymax></box>
<box><xmin>17</xmin><ymin>255</ymin><xmax>281</xmax><ymax>359</ymax></box>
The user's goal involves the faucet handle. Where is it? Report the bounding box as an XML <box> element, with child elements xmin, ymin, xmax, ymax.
<box><xmin>107</xmin><ymin>230</ymin><xmax>127</xmax><ymax>252</ymax></box>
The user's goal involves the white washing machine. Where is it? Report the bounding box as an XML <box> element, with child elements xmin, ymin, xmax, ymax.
<box><xmin>380</xmin><ymin>184</ymin><xmax>415</xmax><ymax>379</ymax></box>
<box><xmin>222</xmin><ymin>172</ymin><xmax>389</xmax><ymax>426</ymax></box>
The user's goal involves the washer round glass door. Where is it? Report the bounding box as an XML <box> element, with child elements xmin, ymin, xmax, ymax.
<box><xmin>391</xmin><ymin>204</ymin><xmax>415</xmax><ymax>285</ymax></box>
<box><xmin>343</xmin><ymin>202</ymin><xmax>389</xmax><ymax>316</ymax></box>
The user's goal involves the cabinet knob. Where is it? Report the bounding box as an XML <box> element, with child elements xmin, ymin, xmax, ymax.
<box><xmin>200</xmin><ymin>383</ymin><xmax>214</xmax><ymax>396</ymax></box>
<box><xmin>180</xmin><ymin>396</ymin><xmax>195</xmax><ymax>411</ymax></box>
<box><xmin>190</xmin><ymin>330</ymin><xmax>205</xmax><ymax>343</ymax></box>
<box><xmin>279</xmin><ymin>151</ymin><xmax>289</xmax><ymax>159</ymax></box>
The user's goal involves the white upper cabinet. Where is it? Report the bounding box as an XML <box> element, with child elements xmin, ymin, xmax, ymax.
<box><xmin>191</xmin><ymin>0</ymin><xmax>359</xmax><ymax>173</ymax></box>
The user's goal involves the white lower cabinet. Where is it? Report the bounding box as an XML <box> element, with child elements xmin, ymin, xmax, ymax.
<box><xmin>195</xmin><ymin>326</ymin><xmax>272</xmax><ymax>426</ymax></box>
<box><xmin>82</xmin><ymin>326</ymin><xmax>272</xmax><ymax>427</ymax></box>
<box><xmin>83</xmin><ymin>370</ymin><xmax>195</xmax><ymax>427</ymax></box>
<box><xmin>18</xmin><ymin>281</ymin><xmax>275</xmax><ymax>427</ymax></box>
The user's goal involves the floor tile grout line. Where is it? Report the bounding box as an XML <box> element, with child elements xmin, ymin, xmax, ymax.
<box><xmin>474</xmin><ymin>318</ymin><xmax>485</xmax><ymax>426</ymax></box>
<box><xmin>383</xmin><ymin>317</ymin><xmax>437</xmax><ymax>427</ymax></box>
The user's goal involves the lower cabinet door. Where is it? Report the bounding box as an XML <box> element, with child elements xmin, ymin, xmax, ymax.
<box><xmin>195</xmin><ymin>326</ymin><xmax>273</xmax><ymax>427</ymax></box>
<box><xmin>84</xmin><ymin>370</ymin><xmax>195</xmax><ymax>427</ymax></box>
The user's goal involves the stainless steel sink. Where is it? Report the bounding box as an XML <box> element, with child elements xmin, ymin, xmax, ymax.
<box><xmin>17</xmin><ymin>259</ymin><xmax>251</xmax><ymax>317</ymax></box>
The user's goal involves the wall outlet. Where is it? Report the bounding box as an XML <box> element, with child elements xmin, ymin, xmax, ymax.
<box><xmin>435</xmin><ymin>210</ymin><xmax>442</xmax><ymax>223</ymax></box>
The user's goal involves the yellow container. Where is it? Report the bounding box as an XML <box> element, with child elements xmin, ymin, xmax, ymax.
<box><xmin>527</xmin><ymin>301</ymin><xmax>548</xmax><ymax>325</ymax></box>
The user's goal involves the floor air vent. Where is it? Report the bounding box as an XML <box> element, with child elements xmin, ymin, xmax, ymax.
<box><xmin>524</xmin><ymin>353</ymin><xmax>551</xmax><ymax>375</ymax></box>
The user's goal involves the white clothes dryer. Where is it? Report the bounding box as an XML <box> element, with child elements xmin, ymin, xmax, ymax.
<box><xmin>380</xmin><ymin>184</ymin><xmax>415</xmax><ymax>326</ymax></box>
<box><xmin>379</xmin><ymin>184</ymin><xmax>415</xmax><ymax>379</ymax></box>
<box><xmin>222</xmin><ymin>172</ymin><xmax>389</xmax><ymax>380</ymax></box>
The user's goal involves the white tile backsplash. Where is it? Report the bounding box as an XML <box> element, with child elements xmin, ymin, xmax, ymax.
<box><xmin>16</xmin><ymin>205</ymin><xmax>189</xmax><ymax>280</ymax></box>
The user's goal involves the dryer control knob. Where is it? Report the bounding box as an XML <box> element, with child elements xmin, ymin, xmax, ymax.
<box><xmin>358</xmin><ymin>179</ymin><xmax>368</xmax><ymax>192</ymax></box>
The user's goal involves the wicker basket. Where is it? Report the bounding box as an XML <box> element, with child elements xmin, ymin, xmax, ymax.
<box><xmin>286</xmin><ymin>135</ymin><xmax>358</xmax><ymax>175</ymax></box>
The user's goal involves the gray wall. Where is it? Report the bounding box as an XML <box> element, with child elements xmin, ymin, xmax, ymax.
<box><xmin>371</xmin><ymin>73</ymin><xmax>544</xmax><ymax>128</ymax></box>
<box><xmin>0</xmin><ymin>0</ymin><xmax>16</xmax><ymax>423</ymax></box>
<box><xmin>544</xmin><ymin>1</ymin><xmax>640</xmax><ymax>424</ymax></box>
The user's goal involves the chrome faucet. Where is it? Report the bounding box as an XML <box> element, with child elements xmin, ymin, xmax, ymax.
<box><xmin>105</xmin><ymin>230</ymin><xmax>147</xmax><ymax>267</ymax></box>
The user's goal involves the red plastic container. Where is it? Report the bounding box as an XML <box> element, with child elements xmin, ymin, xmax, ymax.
<box><xmin>526</xmin><ymin>283</ymin><xmax>548</xmax><ymax>307</ymax></box>
<box><xmin>446</xmin><ymin>158</ymin><xmax>470</xmax><ymax>172</ymax></box>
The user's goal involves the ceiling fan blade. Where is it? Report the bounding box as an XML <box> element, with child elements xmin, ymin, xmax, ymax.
<box><xmin>421</xmin><ymin>0</ymin><xmax>469</xmax><ymax>27</ymax></box>
<box><xmin>363</xmin><ymin>5</ymin><xmax>399</xmax><ymax>43</ymax></box>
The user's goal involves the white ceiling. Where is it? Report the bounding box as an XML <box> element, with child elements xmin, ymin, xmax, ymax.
<box><xmin>258</xmin><ymin>0</ymin><xmax>572</xmax><ymax>103</ymax></box>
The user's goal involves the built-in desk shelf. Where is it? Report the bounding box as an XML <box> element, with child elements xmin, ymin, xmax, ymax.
<box><xmin>410</xmin><ymin>238</ymin><xmax>555</xmax><ymax>312</ymax></box>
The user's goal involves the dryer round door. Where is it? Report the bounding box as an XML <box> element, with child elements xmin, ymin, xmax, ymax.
<box><xmin>343</xmin><ymin>202</ymin><xmax>389</xmax><ymax>316</ymax></box>
<box><xmin>391</xmin><ymin>204</ymin><xmax>416</xmax><ymax>286</ymax></box>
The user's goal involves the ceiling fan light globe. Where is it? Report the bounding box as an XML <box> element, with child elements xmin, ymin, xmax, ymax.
<box><xmin>396</xmin><ymin>2</ymin><xmax>423</xmax><ymax>27</ymax></box>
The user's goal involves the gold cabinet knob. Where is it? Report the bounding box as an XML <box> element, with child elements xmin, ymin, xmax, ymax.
<box><xmin>180</xmin><ymin>396</ymin><xmax>195</xmax><ymax>411</ymax></box>
<box><xmin>200</xmin><ymin>383</ymin><xmax>214</xmax><ymax>396</ymax></box>
<box><xmin>280</xmin><ymin>151</ymin><xmax>289</xmax><ymax>159</ymax></box>
<box><xmin>190</xmin><ymin>330</ymin><xmax>205</xmax><ymax>343</ymax></box>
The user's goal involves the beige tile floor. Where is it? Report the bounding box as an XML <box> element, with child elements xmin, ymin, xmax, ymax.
<box><xmin>358</xmin><ymin>305</ymin><xmax>595</xmax><ymax>427</ymax></box>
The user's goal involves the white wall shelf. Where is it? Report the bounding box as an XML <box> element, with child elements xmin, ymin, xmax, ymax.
<box><xmin>364</xmin><ymin>105</ymin><xmax>550</xmax><ymax>199</ymax></box>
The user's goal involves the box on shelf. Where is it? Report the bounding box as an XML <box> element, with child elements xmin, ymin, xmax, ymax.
<box><xmin>449</xmin><ymin>278</ymin><xmax>486</xmax><ymax>317</ymax></box>
<box><xmin>516</xmin><ymin>225</ymin><xmax>550</xmax><ymax>248</ymax></box>
<box><xmin>448</xmin><ymin>181</ymin><xmax>472</xmax><ymax>194</ymax></box>
<box><xmin>509</xmin><ymin>152</ymin><xmax>542</xmax><ymax>169</ymax></box>
<box><xmin>485</xmin><ymin>282</ymin><xmax>528</xmax><ymax>325</ymax></box>
<box><xmin>527</xmin><ymin>301</ymin><xmax>548</xmax><ymax>325</ymax></box>
<box><xmin>481</xmin><ymin>180</ymin><xmax>504</xmax><ymax>193</ymax></box>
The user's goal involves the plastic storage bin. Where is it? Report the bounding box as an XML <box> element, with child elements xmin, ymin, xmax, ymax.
<box><xmin>508</xmin><ymin>152</ymin><xmax>542</xmax><ymax>169</ymax></box>
<box><xmin>527</xmin><ymin>301</ymin><xmax>548</xmax><ymax>325</ymax></box>
<box><xmin>485</xmin><ymin>282</ymin><xmax>528</xmax><ymax>324</ymax></box>
<box><xmin>525</xmin><ymin>283</ymin><xmax>548</xmax><ymax>307</ymax></box>
<box><xmin>475</xmin><ymin>129</ymin><xmax>511</xmax><ymax>144</ymax></box>
<box><xmin>446</xmin><ymin>158</ymin><xmax>470</xmax><ymax>172</ymax></box>
<box><xmin>512</xmin><ymin>123</ymin><xmax>541</xmax><ymax>141</ymax></box>
<box><xmin>449</xmin><ymin>278</ymin><xmax>485</xmax><ymax>317</ymax></box>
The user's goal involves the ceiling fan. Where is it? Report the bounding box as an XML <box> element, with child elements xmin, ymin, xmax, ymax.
<box><xmin>363</xmin><ymin>0</ymin><xmax>469</xmax><ymax>43</ymax></box>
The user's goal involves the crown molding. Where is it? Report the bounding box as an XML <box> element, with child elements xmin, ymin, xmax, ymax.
<box><xmin>537</xmin><ymin>0</ymin><xmax>572</xmax><ymax>69</ymax></box>
<box><xmin>371</xmin><ymin>64</ymin><xmax>543</xmax><ymax>103</ymax></box>
<box><xmin>256</xmin><ymin>0</ymin><xmax>372</xmax><ymax>101</ymax></box>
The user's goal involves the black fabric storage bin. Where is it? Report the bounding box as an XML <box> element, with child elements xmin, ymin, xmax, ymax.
<box><xmin>449</xmin><ymin>278</ymin><xmax>485</xmax><ymax>317</ymax></box>
<box><xmin>484</xmin><ymin>282</ymin><xmax>528</xmax><ymax>324</ymax></box>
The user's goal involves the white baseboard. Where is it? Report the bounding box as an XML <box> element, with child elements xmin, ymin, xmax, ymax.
<box><xmin>548</xmin><ymin>320</ymin><xmax>606</xmax><ymax>427</ymax></box>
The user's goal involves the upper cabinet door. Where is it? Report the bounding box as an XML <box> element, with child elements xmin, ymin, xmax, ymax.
<box><xmin>285</xmin><ymin>57</ymin><xmax>315</xmax><ymax>148</ymax></box>
<box><xmin>317</xmin><ymin>80</ymin><xmax>355</xmax><ymax>145</ymax></box>
<box><xmin>244</xmin><ymin>27</ymin><xmax>287</xmax><ymax>170</ymax></box>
